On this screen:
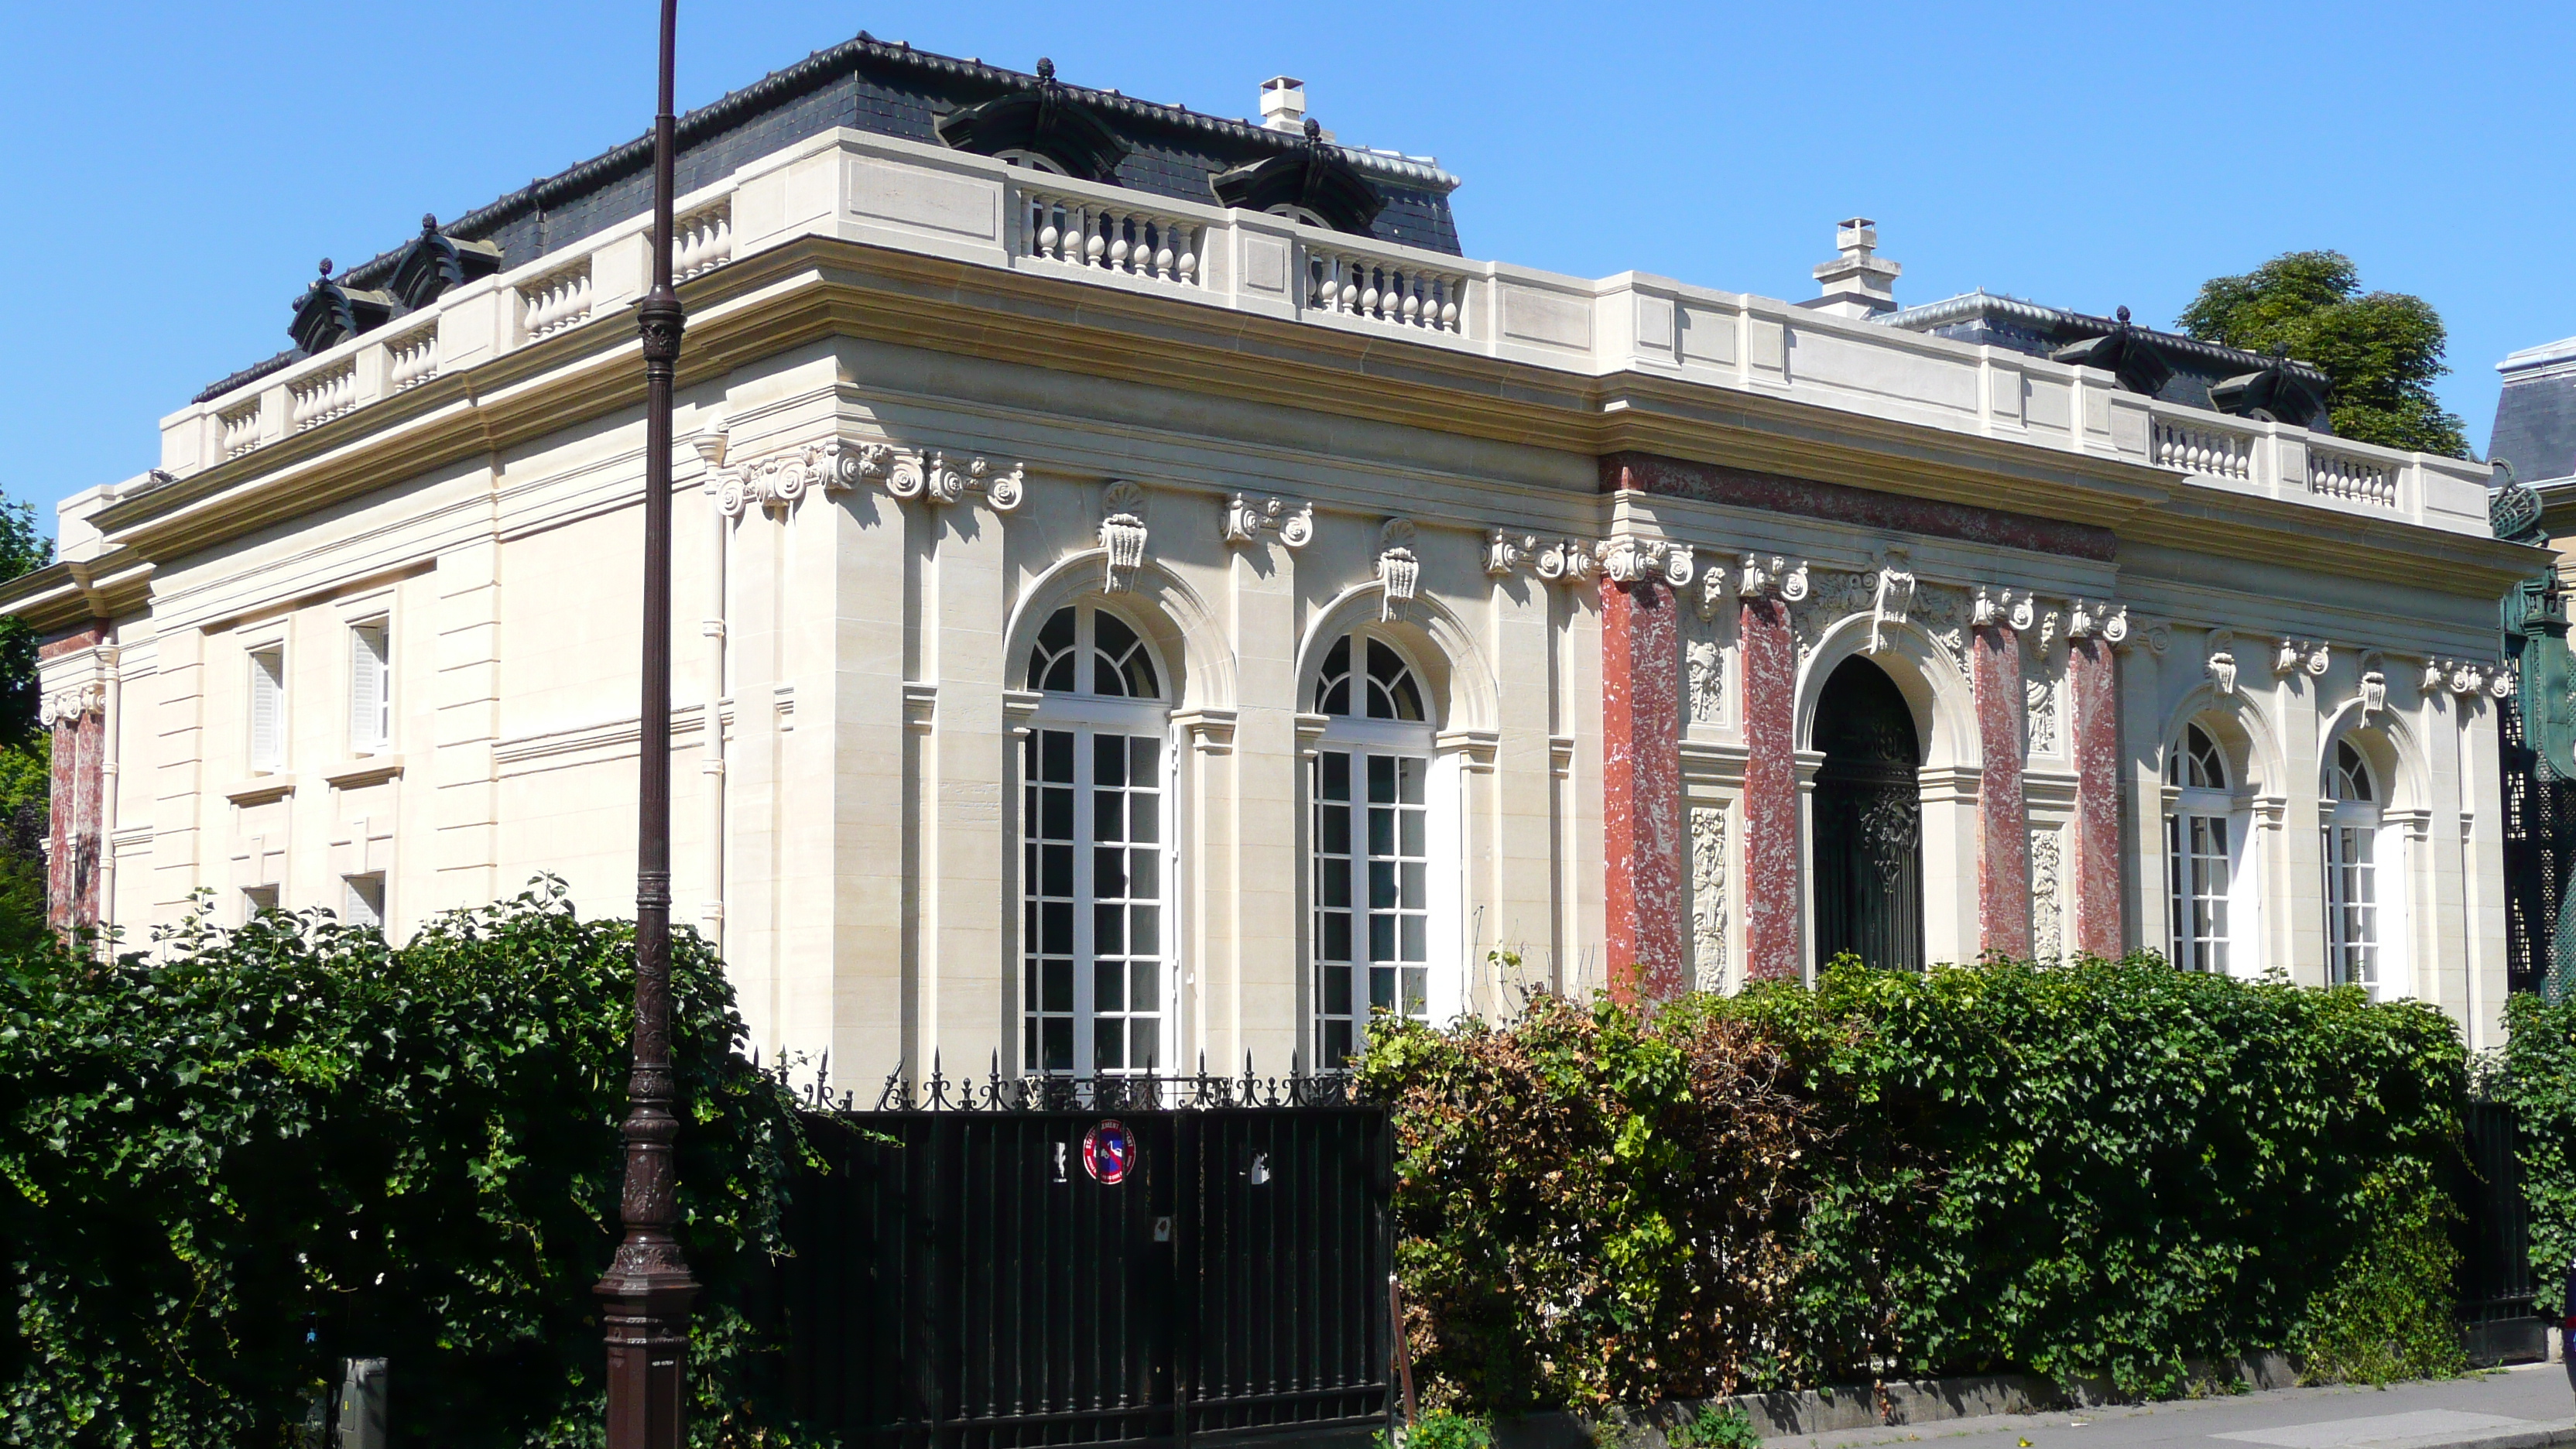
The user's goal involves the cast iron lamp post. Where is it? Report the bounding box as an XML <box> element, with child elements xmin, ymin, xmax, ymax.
<box><xmin>598</xmin><ymin>2</ymin><xmax>697</xmax><ymax>1445</ymax></box>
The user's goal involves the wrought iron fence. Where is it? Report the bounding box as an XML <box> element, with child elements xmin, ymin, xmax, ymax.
<box><xmin>772</xmin><ymin>1064</ymin><xmax>1393</xmax><ymax>1449</ymax></box>
<box><xmin>2457</xmin><ymin>1098</ymin><xmax>2543</xmax><ymax>1365</ymax></box>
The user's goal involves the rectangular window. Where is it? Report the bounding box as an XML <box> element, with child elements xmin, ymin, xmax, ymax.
<box><xmin>348</xmin><ymin>622</ymin><xmax>390</xmax><ymax>753</ymax></box>
<box><xmin>1313</xmin><ymin>747</ymin><xmax>1428</xmax><ymax>1067</ymax></box>
<box><xmin>242</xmin><ymin>885</ymin><xmax>279</xmax><ymax>921</ymax></box>
<box><xmin>2167</xmin><ymin>810</ymin><xmax>2232</xmax><ymax>973</ymax></box>
<box><xmin>2324</xmin><ymin>823</ymin><xmax>2377</xmax><ymax>990</ymax></box>
<box><xmin>1019</xmin><ymin>727</ymin><xmax>1163</xmax><ymax>1076</ymax></box>
<box><xmin>248</xmin><ymin>645</ymin><xmax>286</xmax><ymax>772</ymax></box>
<box><xmin>343</xmin><ymin>872</ymin><xmax>385</xmax><ymax>930</ymax></box>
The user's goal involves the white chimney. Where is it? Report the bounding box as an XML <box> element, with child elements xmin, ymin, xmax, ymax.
<box><xmin>1259</xmin><ymin>76</ymin><xmax>1307</xmax><ymax>132</ymax></box>
<box><xmin>1810</xmin><ymin>218</ymin><xmax>1902</xmax><ymax>318</ymax></box>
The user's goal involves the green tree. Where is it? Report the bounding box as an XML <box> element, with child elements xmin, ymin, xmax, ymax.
<box><xmin>2176</xmin><ymin>250</ymin><xmax>2470</xmax><ymax>458</ymax></box>
<box><xmin>0</xmin><ymin>498</ymin><xmax>48</xmax><ymax>947</ymax></box>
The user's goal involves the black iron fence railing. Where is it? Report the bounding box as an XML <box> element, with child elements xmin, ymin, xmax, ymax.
<box><xmin>773</xmin><ymin>1066</ymin><xmax>1392</xmax><ymax>1449</ymax></box>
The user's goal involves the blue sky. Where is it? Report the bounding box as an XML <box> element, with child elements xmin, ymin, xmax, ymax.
<box><xmin>7</xmin><ymin>1</ymin><xmax>2567</xmax><ymax>534</ymax></box>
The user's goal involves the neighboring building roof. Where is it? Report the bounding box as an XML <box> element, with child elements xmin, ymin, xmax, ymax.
<box><xmin>2492</xmin><ymin>336</ymin><xmax>2576</xmax><ymax>487</ymax></box>
<box><xmin>1876</xmin><ymin>289</ymin><xmax>2338</xmax><ymax>430</ymax></box>
<box><xmin>196</xmin><ymin>33</ymin><xmax>1464</xmax><ymax>403</ymax></box>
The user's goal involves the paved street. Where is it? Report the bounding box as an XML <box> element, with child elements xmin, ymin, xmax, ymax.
<box><xmin>1781</xmin><ymin>1365</ymin><xmax>2576</xmax><ymax>1449</ymax></box>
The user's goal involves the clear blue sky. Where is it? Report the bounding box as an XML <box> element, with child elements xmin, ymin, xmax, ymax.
<box><xmin>7</xmin><ymin>1</ymin><xmax>2567</xmax><ymax>535</ymax></box>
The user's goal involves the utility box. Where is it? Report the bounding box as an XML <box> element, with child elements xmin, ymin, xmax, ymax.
<box><xmin>334</xmin><ymin>1358</ymin><xmax>388</xmax><ymax>1449</ymax></box>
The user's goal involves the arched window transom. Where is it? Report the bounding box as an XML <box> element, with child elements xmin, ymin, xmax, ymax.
<box><xmin>1026</xmin><ymin>605</ymin><xmax>1163</xmax><ymax>701</ymax></box>
<box><xmin>1317</xmin><ymin>634</ymin><xmax>1423</xmax><ymax>721</ymax></box>
<box><xmin>2166</xmin><ymin>721</ymin><xmax>2244</xmax><ymax>975</ymax></box>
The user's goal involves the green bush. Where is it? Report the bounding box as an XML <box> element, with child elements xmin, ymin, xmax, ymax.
<box><xmin>1376</xmin><ymin>1409</ymin><xmax>1494</xmax><ymax>1449</ymax></box>
<box><xmin>1670</xmin><ymin>1403</ymin><xmax>1761</xmax><ymax>1449</ymax></box>
<box><xmin>1362</xmin><ymin>955</ymin><xmax>2468</xmax><ymax>1412</ymax></box>
<box><xmin>2495</xmin><ymin>992</ymin><xmax>2576</xmax><ymax>1317</ymax></box>
<box><xmin>0</xmin><ymin>881</ymin><xmax>810</xmax><ymax>1447</ymax></box>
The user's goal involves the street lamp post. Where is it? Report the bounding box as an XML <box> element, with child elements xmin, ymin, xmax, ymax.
<box><xmin>598</xmin><ymin>2</ymin><xmax>697</xmax><ymax>1447</ymax></box>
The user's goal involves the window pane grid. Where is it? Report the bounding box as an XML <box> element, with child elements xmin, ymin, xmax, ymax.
<box><xmin>2324</xmin><ymin>821</ymin><xmax>2378</xmax><ymax>991</ymax></box>
<box><xmin>1314</xmin><ymin>746</ymin><xmax>1429</xmax><ymax>1067</ymax></box>
<box><xmin>2168</xmin><ymin>810</ymin><xmax>2232</xmax><ymax>973</ymax></box>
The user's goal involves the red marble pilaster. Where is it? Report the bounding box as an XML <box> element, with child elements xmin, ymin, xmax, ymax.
<box><xmin>1601</xmin><ymin>577</ymin><xmax>1684</xmax><ymax>1003</ymax></box>
<box><xmin>1740</xmin><ymin>596</ymin><xmax>1801</xmax><ymax>980</ymax></box>
<box><xmin>1971</xmin><ymin>622</ymin><xmax>2032</xmax><ymax>957</ymax></box>
<box><xmin>39</xmin><ymin>625</ymin><xmax>105</xmax><ymax>934</ymax></box>
<box><xmin>2067</xmin><ymin>636</ymin><xmax>2122</xmax><ymax>957</ymax></box>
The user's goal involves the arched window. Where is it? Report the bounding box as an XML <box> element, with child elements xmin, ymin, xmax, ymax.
<box><xmin>2324</xmin><ymin>738</ymin><xmax>2382</xmax><ymax>992</ymax></box>
<box><xmin>1308</xmin><ymin>629</ymin><xmax>1438</xmax><ymax>1065</ymax></box>
<box><xmin>1019</xmin><ymin>603</ymin><xmax>1170</xmax><ymax>1077</ymax></box>
<box><xmin>2165</xmin><ymin>722</ymin><xmax>2242</xmax><ymax>974</ymax></box>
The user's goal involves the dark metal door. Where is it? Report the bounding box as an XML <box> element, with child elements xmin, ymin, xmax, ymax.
<box><xmin>1814</xmin><ymin>656</ymin><xmax>1923</xmax><ymax>970</ymax></box>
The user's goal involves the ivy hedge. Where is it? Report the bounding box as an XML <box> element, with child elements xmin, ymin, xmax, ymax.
<box><xmin>1358</xmin><ymin>956</ymin><xmax>2470</xmax><ymax>1413</ymax></box>
<box><xmin>2496</xmin><ymin>991</ymin><xmax>2576</xmax><ymax>1319</ymax></box>
<box><xmin>0</xmin><ymin>883</ymin><xmax>808</xmax><ymax>1448</ymax></box>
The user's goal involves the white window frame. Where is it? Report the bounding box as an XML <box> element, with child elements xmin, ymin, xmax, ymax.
<box><xmin>1019</xmin><ymin>604</ymin><xmax>1177</xmax><ymax>1079</ymax></box>
<box><xmin>2165</xmin><ymin>723</ymin><xmax>2256</xmax><ymax>975</ymax></box>
<box><xmin>1307</xmin><ymin>629</ymin><xmax>1450</xmax><ymax>1067</ymax></box>
<box><xmin>2323</xmin><ymin>740</ymin><xmax>2406</xmax><ymax>999</ymax></box>
<box><xmin>342</xmin><ymin>872</ymin><xmax>386</xmax><ymax>930</ymax></box>
<box><xmin>242</xmin><ymin>884</ymin><xmax>279</xmax><ymax>922</ymax></box>
<box><xmin>248</xmin><ymin>643</ymin><xmax>287</xmax><ymax>773</ymax></box>
<box><xmin>348</xmin><ymin>618</ymin><xmax>392</xmax><ymax>755</ymax></box>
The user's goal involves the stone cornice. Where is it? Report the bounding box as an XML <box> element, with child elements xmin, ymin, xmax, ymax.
<box><xmin>60</xmin><ymin>231</ymin><xmax>2548</xmax><ymax>612</ymax></box>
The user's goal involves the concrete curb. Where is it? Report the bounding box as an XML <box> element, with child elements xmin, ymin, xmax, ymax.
<box><xmin>2380</xmin><ymin>1422</ymin><xmax>2576</xmax><ymax>1449</ymax></box>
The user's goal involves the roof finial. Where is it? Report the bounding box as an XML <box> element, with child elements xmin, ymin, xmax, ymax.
<box><xmin>317</xmin><ymin>259</ymin><xmax>334</xmax><ymax>279</ymax></box>
<box><xmin>2115</xmin><ymin>305</ymin><xmax>2132</xmax><ymax>326</ymax></box>
<box><xmin>421</xmin><ymin>213</ymin><xmax>439</xmax><ymax>233</ymax></box>
<box><xmin>1036</xmin><ymin>56</ymin><xmax>1054</xmax><ymax>80</ymax></box>
<box><xmin>1303</xmin><ymin>115</ymin><xmax>1321</xmax><ymax>140</ymax></box>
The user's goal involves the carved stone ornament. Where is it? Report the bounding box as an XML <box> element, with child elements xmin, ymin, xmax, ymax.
<box><xmin>2492</xmin><ymin>664</ymin><xmax>2518</xmax><ymax>701</ymax></box>
<box><xmin>2273</xmin><ymin>638</ymin><xmax>2331</xmax><ymax>678</ymax></box>
<box><xmin>1974</xmin><ymin>585</ymin><xmax>2036</xmax><ymax>632</ymax></box>
<box><xmin>1690</xmin><ymin>805</ymin><xmax>1728</xmax><ymax>992</ymax></box>
<box><xmin>1594</xmin><ymin>536</ymin><xmax>1694</xmax><ymax>588</ymax></box>
<box><xmin>1866</xmin><ymin>548</ymin><xmax>1916</xmax><ymax>655</ymax></box>
<box><xmin>42</xmin><ymin>682</ymin><xmax>104</xmax><ymax>727</ymax></box>
<box><xmin>1687</xmin><ymin>634</ymin><xmax>1725</xmax><ymax>726</ymax></box>
<box><xmin>709</xmin><ymin>437</ymin><xmax>884</xmax><ymax>519</ymax></box>
<box><xmin>887</xmin><ymin>450</ymin><xmax>1026</xmax><ymax>512</ymax></box>
<box><xmin>1737</xmin><ymin>553</ymin><xmax>1810</xmax><ymax>602</ymax></box>
<box><xmin>1223</xmin><ymin>492</ymin><xmax>1314</xmax><ymax>550</ymax></box>
<box><xmin>2357</xmin><ymin>651</ymin><xmax>2389</xmax><ymax>717</ymax></box>
<box><xmin>2067</xmin><ymin>599</ymin><xmax>2129</xmax><ymax>645</ymax></box>
<box><xmin>1377</xmin><ymin>518</ymin><xmax>1420</xmax><ymax>621</ymax></box>
<box><xmin>1101</xmin><ymin>481</ymin><xmax>1149</xmax><ymax>592</ymax></box>
<box><xmin>2030</xmin><ymin>828</ymin><xmax>2064</xmax><ymax>961</ymax></box>
<box><xmin>2207</xmin><ymin>629</ymin><xmax>2239</xmax><ymax>697</ymax></box>
<box><xmin>1534</xmin><ymin>538</ymin><xmax>1598</xmax><ymax>587</ymax></box>
<box><xmin>1485</xmin><ymin>529</ymin><xmax>1534</xmax><ymax>578</ymax></box>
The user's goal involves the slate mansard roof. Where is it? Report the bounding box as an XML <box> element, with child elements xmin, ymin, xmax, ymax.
<box><xmin>2492</xmin><ymin>337</ymin><xmax>2576</xmax><ymax>488</ymax></box>
<box><xmin>197</xmin><ymin>33</ymin><xmax>1464</xmax><ymax>403</ymax></box>
<box><xmin>1877</xmin><ymin>289</ymin><xmax>2341</xmax><ymax>433</ymax></box>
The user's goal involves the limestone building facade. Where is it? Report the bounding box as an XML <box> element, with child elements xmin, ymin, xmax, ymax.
<box><xmin>9</xmin><ymin>36</ymin><xmax>2540</xmax><ymax>1082</ymax></box>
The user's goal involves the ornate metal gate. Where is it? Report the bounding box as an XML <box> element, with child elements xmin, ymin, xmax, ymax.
<box><xmin>776</xmin><ymin>1072</ymin><xmax>1392</xmax><ymax>1448</ymax></box>
<box><xmin>1814</xmin><ymin>656</ymin><xmax>1924</xmax><ymax>970</ymax></box>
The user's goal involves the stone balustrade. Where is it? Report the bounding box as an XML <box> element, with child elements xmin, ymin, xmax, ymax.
<box><xmin>2308</xmin><ymin>444</ymin><xmax>2400</xmax><ymax>508</ymax></box>
<box><xmin>163</xmin><ymin>129</ymin><xmax>2497</xmax><ymax>542</ymax></box>
<box><xmin>1300</xmin><ymin>242</ymin><xmax>1467</xmax><ymax>334</ymax></box>
<box><xmin>518</xmin><ymin>258</ymin><xmax>593</xmax><ymax>341</ymax></box>
<box><xmin>2150</xmin><ymin>415</ymin><xmax>2256</xmax><ymax>481</ymax></box>
<box><xmin>289</xmin><ymin>361</ymin><xmax>357</xmax><ymax>433</ymax></box>
<box><xmin>384</xmin><ymin>323</ymin><xmax>439</xmax><ymax>392</ymax></box>
<box><xmin>1016</xmin><ymin>186</ymin><xmax>1204</xmax><ymax>289</ymax></box>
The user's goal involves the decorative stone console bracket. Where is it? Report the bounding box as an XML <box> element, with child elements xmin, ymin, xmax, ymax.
<box><xmin>1222</xmin><ymin>493</ymin><xmax>1314</xmax><ymax>550</ymax></box>
<box><xmin>709</xmin><ymin>434</ymin><xmax>1026</xmax><ymax>519</ymax></box>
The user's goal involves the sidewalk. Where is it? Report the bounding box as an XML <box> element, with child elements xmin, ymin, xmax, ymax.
<box><xmin>1774</xmin><ymin>1363</ymin><xmax>2576</xmax><ymax>1449</ymax></box>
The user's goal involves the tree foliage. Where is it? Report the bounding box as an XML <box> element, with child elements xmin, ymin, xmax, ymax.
<box><xmin>2495</xmin><ymin>991</ymin><xmax>2576</xmax><ymax>1318</ymax></box>
<box><xmin>2176</xmin><ymin>251</ymin><xmax>2470</xmax><ymax>458</ymax></box>
<box><xmin>0</xmin><ymin>882</ymin><xmax>812</xmax><ymax>1447</ymax></box>
<box><xmin>0</xmin><ymin>496</ymin><xmax>51</xmax><ymax>947</ymax></box>
<box><xmin>1362</xmin><ymin>956</ymin><xmax>2469</xmax><ymax>1413</ymax></box>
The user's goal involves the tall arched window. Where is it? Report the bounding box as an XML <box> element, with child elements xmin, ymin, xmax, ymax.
<box><xmin>1020</xmin><ymin>603</ymin><xmax>1170</xmax><ymax>1077</ymax></box>
<box><xmin>2324</xmin><ymin>739</ymin><xmax>2382</xmax><ymax>992</ymax></box>
<box><xmin>2166</xmin><ymin>722</ymin><xmax>2240</xmax><ymax>973</ymax></box>
<box><xmin>1310</xmin><ymin>632</ymin><xmax>1435</xmax><ymax>1065</ymax></box>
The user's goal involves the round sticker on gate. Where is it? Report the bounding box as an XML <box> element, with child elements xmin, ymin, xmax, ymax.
<box><xmin>1082</xmin><ymin>1119</ymin><xmax>1134</xmax><ymax>1185</ymax></box>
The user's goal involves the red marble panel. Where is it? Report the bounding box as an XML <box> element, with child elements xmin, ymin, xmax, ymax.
<box><xmin>1600</xmin><ymin>452</ymin><xmax>2117</xmax><ymax>562</ymax></box>
<box><xmin>46</xmin><ymin>708</ymin><xmax>101</xmax><ymax>931</ymax></box>
<box><xmin>1972</xmin><ymin>625</ymin><xmax>2031</xmax><ymax>957</ymax></box>
<box><xmin>1739</xmin><ymin>597</ymin><xmax>1801</xmax><ymax>980</ymax></box>
<box><xmin>2067</xmin><ymin>638</ymin><xmax>2122</xmax><ymax>956</ymax></box>
<box><xmin>1601</xmin><ymin>578</ymin><xmax>1684</xmax><ymax>1003</ymax></box>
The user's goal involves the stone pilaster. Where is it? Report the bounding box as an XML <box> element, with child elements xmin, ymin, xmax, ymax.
<box><xmin>1600</xmin><ymin>577</ymin><xmax>1682</xmax><ymax>1002</ymax></box>
<box><xmin>1973</xmin><ymin>622</ymin><xmax>2032</xmax><ymax>957</ymax></box>
<box><xmin>2067</xmin><ymin>636</ymin><xmax>2122</xmax><ymax>956</ymax></box>
<box><xmin>1740</xmin><ymin>596</ymin><xmax>1800</xmax><ymax>979</ymax></box>
<box><xmin>39</xmin><ymin>627</ymin><xmax>107</xmax><ymax>933</ymax></box>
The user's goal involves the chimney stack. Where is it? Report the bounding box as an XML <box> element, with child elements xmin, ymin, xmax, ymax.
<box><xmin>1810</xmin><ymin>218</ymin><xmax>1901</xmax><ymax>318</ymax></box>
<box><xmin>1259</xmin><ymin>76</ymin><xmax>1308</xmax><ymax>132</ymax></box>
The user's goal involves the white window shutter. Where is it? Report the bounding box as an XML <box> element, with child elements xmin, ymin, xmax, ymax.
<box><xmin>349</xmin><ymin>624</ymin><xmax>389</xmax><ymax>751</ymax></box>
<box><xmin>249</xmin><ymin>649</ymin><xmax>285</xmax><ymax>770</ymax></box>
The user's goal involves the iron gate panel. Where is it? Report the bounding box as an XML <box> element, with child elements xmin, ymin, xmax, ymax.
<box><xmin>780</xmin><ymin>1089</ymin><xmax>1391</xmax><ymax>1449</ymax></box>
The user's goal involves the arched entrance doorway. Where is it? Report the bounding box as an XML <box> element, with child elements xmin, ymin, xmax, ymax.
<box><xmin>1814</xmin><ymin>655</ymin><xmax>1923</xmax><ymax>968</ymax></box>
